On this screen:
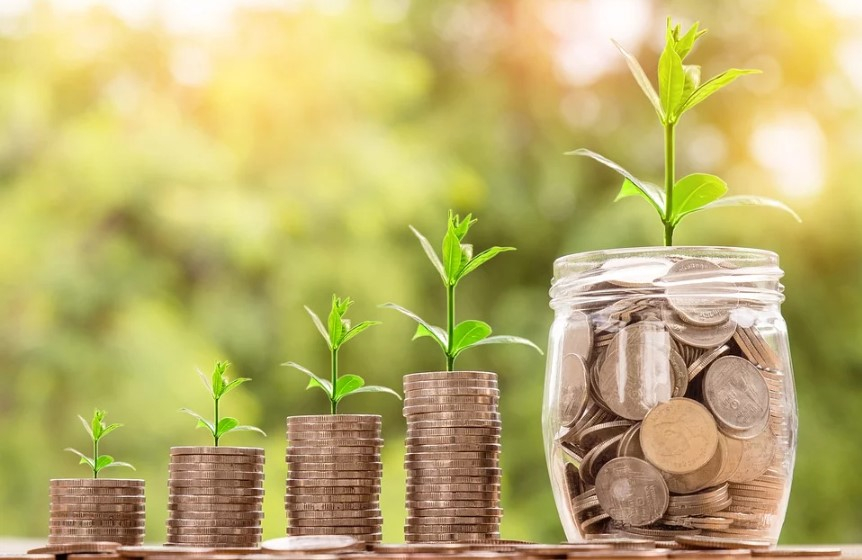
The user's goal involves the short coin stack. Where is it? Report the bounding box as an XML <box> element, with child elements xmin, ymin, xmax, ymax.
<box><xmin>166</xmin><ymin>446</ymin><xmax>264</xmax><ymax>547</ymax></box>
<box><xmin>285</xmin><ymin>415</ymin><xmax>384</xmax><ymax>543</ymax></box>
<box><xmin>49</xmin><ymin>478</ymin><xmax>145</xmax><ymax>545</ymax></box>
<box><xmin>403</xmin><ymin>371</ymin><xmax>502</xmax><ymax>542</ymax></box>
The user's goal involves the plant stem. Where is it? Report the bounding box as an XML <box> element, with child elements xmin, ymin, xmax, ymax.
<box><xmin>446</xmin><ymin>283</ymin><xmax>455</xmax><ymax>372</ymax></box>
<box><xmin>214</xmin><ymin>396</ymin><xmax>220</xmax><ymax>447</ymax></box>
<box><xmin>330</xmin><ymin>347</ymin><xmax>339</xmax><ymax>414</ymax></box>
<box><xmin>93</xmin><ymin>437</ymin><xmax>99</xmax><ymax>479</ymax></box>
<box><xmin>663</xmin><ymin>122</ymin><xmax>676</xmax><ymax>246</ymax></box>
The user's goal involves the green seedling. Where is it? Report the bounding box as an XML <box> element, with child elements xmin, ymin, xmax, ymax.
<box><xmin>65</xmin><ymin>409</ymin><xmax>135</xmax><ymax>479</ymax></box>
<box><xmin>383</xmin><ymin>210</ymin><xmax>542</xmax><ymax>371</ymax></box>
<box><xmin>283</xmin><ymin>295</ymin><xmax>401</xmax><ymax>414</ymax></box>
<box><xmin>568</xmin><ymin>18</ymin><xmax>800</xmax><ymax>246</ymax></box>
<box><xmin>180</xmin><ymin>361</ymin><xmax>266</xmax><ymax>446</ymax></box>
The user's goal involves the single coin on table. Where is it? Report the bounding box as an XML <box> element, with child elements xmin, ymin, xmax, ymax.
<box><xmin>261</xmin><ymin>535</ymin><xmax>362</xmax><ymax>553</ymax></box>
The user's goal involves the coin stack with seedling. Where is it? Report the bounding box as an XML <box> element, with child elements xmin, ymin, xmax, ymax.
<box><xmin>285</xmin><ymin>415</ymin><xmax>384</xmax><ymax>542</ymax></box>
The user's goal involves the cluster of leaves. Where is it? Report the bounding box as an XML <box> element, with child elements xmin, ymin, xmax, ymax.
<box><xmin>569</xmin><ymin>19</ymin><xmax>799</xmax><ymax>245</ymax></box>
<box><xmin>181</xmin><ymin>361</ymin><xmax>266</xmax><ymax>446</ymax></box>
<box><xmin>383</xmin><ymin>211</ymin><xmax>541</xmax><ymax>371</ymax></box>
<box><xmin>66</xmin><ymin>409</ymin><xmax>134</xmax><ymax>479</ymax></box>
<box><xmin>284</xmin><ymin>295</ymin><xmax>401</xmax><ymax>414</ymax></box>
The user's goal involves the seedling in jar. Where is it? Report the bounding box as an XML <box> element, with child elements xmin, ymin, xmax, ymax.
<box><xmin>568</xmin><ymin>18</ymin><xmax>799</xmax><ymax>246</ymax></box>
<box><xmin>65</xmin><ymin>409</ymin><xmax>135</xmax><ymax>478</ymax></box>
<box><xmin>383</xmin><ymin>210</ymin><xmax>542</xmax><ymax>371</ymax></box>
<box><xmin>283</xmin><ymin>295</ymin><xmax>401</xmax><ymax>414</ymax></box>
<box><xmin>180</xmin><ymin>361</ymin><xmax>266</xmax><ymax>446</ymax></box>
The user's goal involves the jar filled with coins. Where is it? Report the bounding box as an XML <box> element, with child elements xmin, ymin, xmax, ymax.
<box><xmin>542</xmin><ymin>247</ymin><xmax>797</xmax><ymax>544</ymax></box>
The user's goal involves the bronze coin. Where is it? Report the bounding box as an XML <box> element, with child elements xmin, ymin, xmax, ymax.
<box><xmin>641</xmin><ymin>398</ymin><xmax>719</xmax><ymax>474</ymax></box>
<box><xmin>403</xmin><ymin>371</ymin><xmax>497</xmax><ymax>383</ymax></box>
<box><xmin>169</xmin><ymin>479</ymin><xmax>262</xmax><ymax>489</ymax></box>
<box><xmin>595</xmin><ymin>457</ymin><xmax>669</xmax><ymax>526</ymax></box>
<box><xmin>50</xmin><ymin>480</ymin><xmax>144</xmax><ymax>488</ymax></box>
<box><xmin>406</xmin><ymin>418</ymin><xmax>501</xmax><ymax>429</ymax></box>
<box><xmin>261</xmin><ymin>535</ymin><xmax>362</xmax><ymax>552</ymax></box>
<box><xmin>168</xmin><ymin>471</ymin><xmax>264</xmax><ymax>481</ymax></box>
<box><xmin>30</xmin><ymin>543</ymin><xmax>121</xmax><ymax>555</ymax></box>
<box><xmin>404</xmin><ymin>387</ymin><xmax>499</xmax><ymax>398</ymax></box>
<box><xmin>288</xmin><ymin>470</ymin><xmax>381</xmax><ymax>480</ymax></box>
<box><xmin>675</xmin><ymin>536</ymin><xmax>771</xmax><ymax>550</ymax></box>
<box><xmin>170</xmin><ymin>447</ymin><xmax>263</xmax><ymax>457</ymax></box>
<box><xmin>286</xmin><ymin>478</ymin><xmax>381</xmax><ymax>488</ymax></box>
<box><xmin>727</xmin><ymin>429</ymin><xmax>776</xmax><ymax>483</ymax></box>
<box><xmin>169</xmin><ymin>455</ymin><xmax>264</xmax><ymax>465</ymax></box>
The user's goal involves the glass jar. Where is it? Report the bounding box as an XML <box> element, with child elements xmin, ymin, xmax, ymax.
<box><xmin>542</xmin><ymin>247</ymin><xmax>797</xmax><ymax>544</ymax></box>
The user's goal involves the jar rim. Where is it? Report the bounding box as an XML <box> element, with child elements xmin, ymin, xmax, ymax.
<box><xmin>554</xmin><ymin>246</ymin><xmax>778</xmax><ymax>270</ymax></box>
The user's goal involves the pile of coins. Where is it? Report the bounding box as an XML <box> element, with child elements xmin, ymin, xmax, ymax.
<box><xmin>403</xmin><ymin>371</ymin><xmax>503</xmax><ymax>542</ymax></box>
<box><xmin>285</xmin><ymin>415</ymin><xmax>383</xmax><ymax>543</ymax></box>
<box><xmin>549</xmin><ymin>256</ymin><xmax>793</xmax><ymax>542</ymax></box>
<box><xmin>166</xmin><ymin>446</ymin><xmax>264</xmax><ymax>547</ymax></box>
<box><xmin>48</xmin><ymin>479</ymin><xmax>145</xmax><ymax>545</ymax></box>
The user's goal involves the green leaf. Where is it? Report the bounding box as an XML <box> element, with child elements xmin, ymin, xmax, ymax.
<box><xmin>179</xmin><ymin>408</ymin><xmax>215</xmax><ymax>435</ymax></box>
<box><xmin>281</xmin><ymin>361</ymin><xmax>334</xmax><ymax>399</ymax></box>
<box><xmin>457</xmin><ymin>247</ymin><xmax>515</xmax><ymax>282</ymax></box>
<box><xmin>100</xmin><ymin>461</ymin><xmax>135</xmax><ymax>472</ymax></box>
<box><xmin>349</xmin><ymin>385</ymin><xmax>402</xmax><ymax>400</ymax></box>
<box><xmin>451</xmin><ymin>320</ymin><xmax>492</xmax><ymax>356</ymax></box>
<box><xmin>94</xmin><ymin>455</ymin><xmax>114</xmax><ymax>472</ymax></box>
<box><xmin>682</xmin><ymin>65</ymin><xmax>701</xmax><ymax>100</ymax></box>
<box><xmin>670</xmin><ymin>173</ymin><xmax>728</xmax><ymax>225</ymax></box>
<box><xmin>380</xmin><ymin>303</ymin><xmax>448</xmax><ymax>349</ymax></box>
<box><xmin>409</xmin><ymin>225</ymin><xmax>446</xmax><ymax>283</ymax></box>
<box><xmin>97</xmin><ymin>423</ymin><xmax>122</xmax><ymax>442</ymax></box>
<box><xmin>339</xmin><ymin>320</ymin><xmax>381</xmax><ymax>347</ymax></box>
<box><xmin>688</xmin><ymin>195</ymin><xmax>801</xmax><ymax>223</ymax></box>
<box><xmin>211</xmin><ymin>362</ymin><xmax>227</xmax><ymax>399</ymax></box>
<box><xmin>229</xmin><ymin>425</ymin><xmax>267</xmax><ymax>437</ymax></box>
<box><xmin>77</xmin><ymin>415</ymin><xmax>94</xmax><ymax>440</ymax></box>
<box><xmin>611</xmin><ymin>39</ymin><xmax>662</xmax><ymax>120</ymax></box>
<box><xmin>413</xmin><ymin>324</ymin><xmax>449</xmax><ymax>353</ymax></box>
<box><xmin>304</xmin><ymin>305</ymin><xmax>332</xmax><ymax>349</ymax></box>
<box><xmin>65</xmin><ymin>448</ymin><xmax>94</xmax><ymax>469</ymax></box>
<box><xmin>333</xmin><ymin>374</ymin><xmax>365</xmax><ymax>402</ymax></box>
<box><xmin>658</xmin><ymin>39</ymin><xmax>685</xmax><ymax>122</ymax></box>
<box><xmin>441</xmin><ymin>222</ymin><xmax>462</xmax><ymax>285</ymax></box>
<box><xmin>90</xmin><ymin>409</ymin><xmax>104</xmax><ymax>440</ymax></box>
<box><xmin>568</xmin><ymin>149</ymin><xmax>666</xmax><ymax>215</ymax></box>
<box><xmin>327</xmin><ymin>295</ymin><xmax>349</xmax><ymax>349</ymax></box>
<box><xmin>196</xmin><ymin>368</ymin><xmax>212</xmax><ymax>394</ymax></box>
<box><xmin>677</xmin><ymin>68</ymin><xmax>761</xmax><ymax>117</ymax></box>
<box><xmin>674</xmin><ymin>22</ymin><xmax>704</xmax><ymax>60</ymax></box>
<box><xmin>615</xmin><ymin>178</ymin><xmax>667</xmax><ymax>218</ymax></box>
<box><xmin>469</xmin><ymin>335</ymin><xmax>544</xmax><ymax>354</ymax></box>
<box><xmin>220</xmin><ymin>377</ymin><xmax>251</xmax><ymax>399</ymax></box>
<box><xmin>215</xmin><ymin>417</ymin><xmax>239</xmax><ymax>438</ymax></box>
<box><xmin>451</xmin><ymin>210</ymin><xmax>475</xmax><ymax>240</ymax></box>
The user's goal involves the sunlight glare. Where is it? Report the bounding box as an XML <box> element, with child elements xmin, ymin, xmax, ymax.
<box><xmin>750</xmin><ymin>113</ymin><xmax>825</xmax><ymax>198</ymax></box>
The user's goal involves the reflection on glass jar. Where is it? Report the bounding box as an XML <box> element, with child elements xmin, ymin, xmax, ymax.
<box><xmin>542</xmin><ymin>247</ymin><xmax>797</xmax><ymax>544</ymax></box>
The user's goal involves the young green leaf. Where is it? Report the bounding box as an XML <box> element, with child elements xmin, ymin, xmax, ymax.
<box><xmin>682</xmin><ymin>65</ymin><xmax>701</xmax><ymax>100</ymax></box>
<box><xmin>95</xmin><ymin>455</ymin><xmax>115</xmax><ymax>472</ymax></box>
<box><xmin>304</xmin><ymin>305</ymin><xmax>332</xmax><ymax>349</ymax></box>
<box><xmin>612</xmin><ymin>39</ymin><xmax>663</xmax><ymax>120</ymax></box>
<box><xmin>568</xmin><ymin>150</ymin><xmax>666</xmax><ymax>215</ymax></box>
<box><xmin>77</xmin><ymin>415</ymin><xmax>94</xmax><ymax>439</ymax></box>
<box><xmin>381</xmin><ymin>303</ymin><xmax>448</xmax><ymax>348</ymax></box>
<box><xmin>677</xmin><ymin>68</ymin><xmax>761</xmax><ymax>117</ymax></box>
<box><xmin>615</xmin><ymin>178</ymin><xmax>667</xmax><ymax>220</ymax></box>
<box><xmin>470</xmin><ymin>335</ymin><xmax>544</xmax><ymax>354</ymax></box>
<box><xmin>442</xmin><ymin>222</ymin><xmax>463</xmax><ymax>285</ymax></box>
<box><xmin>658</xmin><ymin>38</ymin><xmax>685</xmax><ymax>121</ymax></box>
<box><xmin>670</xmin><ymin>173</ymin><xmax>728</xmax><ymax>225</ymax></box>
<box><xmin>281</xmin><ymin>361</ymin><xmax>334</xmax><ymax>398</ymax></box>
<box><xmin>220</xmin><ymin>377</ymin><xmax>251</xmax><ymax>399</ymax></box>
<box><xmin>65</xmin><ymin>448</ymin><xmax>95</xmax><ymax>469</ymax></box>
<box><xmin>451</xmin><ymin>320</ymin><xmax>492</xmax><ymax>356</ymax></box>
<box><xmin>458</xmin><ymin>246</ymin><xmax>516</xmax><ymax>281</ymax></box>
<box><xmin>229</xmin><ymin>425</ymin><xmax>267</xmax><ymax>436</ymax></box>
<box><xmin>101</xmin><ymin>460</ymin><xmax>135</xmax><ymax>472</ymax></box>
<box><xmin>215</xmin><ymin>417</ymin><xmax>239</xmax><ymax>438</ymax></box>
<box><xmin>689</xmin><ymin>195</ymin><xmax>802</xmax><ymax>222</ymax></box>
<box><xmin>327</xmin><ymin>295</ymin><xmax>348</xmax><ymax>350</ymax></box>
<box><xmin>339</xmin><ymin>320</ymin><xmax>381</xmax><ymax>347</ymax></box>
<box><xmin>333</xmin><ymin>374</ymin><xmax>365</xmax><ymax>402</ymax></box>
<box><xmin>413</xmin><ymin>324</ymin><xmax>449</xmax><ymax>353</ymax></box>
<box><xmin>451</xmin><ymin>211</ymin><xmax>476</xmax><ymax>240</ymax></box>
<box><xmin>674</xmin><ymin>22</ymin><xmax>705</xmax><ymax>60</ymax></box>
<box><xmin>90</xmin><ymin>410</ymin><xmax>104</xmax><ymax>440</ymax></box>
<box><xmin>349</xmin><ymin>385</ymin><xmax>403</xmax><ymax>400</ymax></box>
<box><xmin>180</xmin><ymin>408</ymin><xmax>215</xmax><ymax>434</ymax></box>
<box><xmin>211</xmin><ymin>361</ymin><xmax>227</xmax><ymax>399</ymax></box>
<box><xmin>409</xmin><ymin>225</ymin><xmax>447</xmax><ymax>282</ymax></box>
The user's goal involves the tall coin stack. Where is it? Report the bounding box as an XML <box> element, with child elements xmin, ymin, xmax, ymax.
<box><xmin>49</xmin><ymin>479</ymin><xmax>145</xmax><ymax>545</ymax></box>
<box><xmin>285</xmin><ymin>415</ymin><xmax>384</xmax><ymax>543</ymax></box>
<box><xmin>166</xmin><ymin>446</ymin><xmax>265</xmax><ymax>547</ymax></box>
<box><xmin>403</xmin><ymin>371</ymin><xmax>502</xmax><ymax>543</ymax></box>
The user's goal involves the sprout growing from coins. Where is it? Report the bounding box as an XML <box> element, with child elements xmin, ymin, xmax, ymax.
<box><xmin>283</xmin><ymin>295</ymin><xmax>401</xmax><ymax>414</ymax></box>
<box><xmin>65</xmin><ymin>409</ymin><xmax>135</xmax><ymax>478</ymax></box>
<box><xmin>568</xmin><ymin>18</ymin><xmax>799</xmax><ymax>245</ymax></box>
<box><xmin>180</xmin><ymin>361</ymin><xmax>266</xmax><ymax>446</ymax></box>
<box><xmin>382</xmin><ymin>211</ymin><xmax>542</xmax><ymax>371</ymax></box>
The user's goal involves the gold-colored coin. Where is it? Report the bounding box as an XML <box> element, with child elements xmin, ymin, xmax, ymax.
<box><xmin>641</xmin><ymin>398</ymin><xmax>719</xmax><ymax>474</ymax></box>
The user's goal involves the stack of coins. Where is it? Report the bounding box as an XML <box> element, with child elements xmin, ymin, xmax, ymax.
<box><xmin>166</xmin><ymin>446</ymin><xmax>264</xmax><ymax>547</ymax></box>
<box><xmin>49</xmin><ymin>479</ymin><xmax>145</xmax><ymax>545</ymax></box>
<box><xmin>403</xmin><ymin>371</ymin><xmax>502</xmax><ymax>542</ymax></box>
<box><xmin>548</xmin><ymin>256</ymin><xmax>794</xmax><ymax>543</ymax></box>
<box><xmin>285</xmin><ymin>415</ymin><xmax>383</xmax><ymax>543</ymax></box>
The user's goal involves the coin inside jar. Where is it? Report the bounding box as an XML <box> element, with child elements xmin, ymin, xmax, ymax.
<box><xmin>703</xmin><ymin>356</ymin><xmax>770</xmax><ymax>437</ymax></box>
<box><xmin>640</xmin><ymin>398</ymin><xmax>719</xmax><ymax>475</ymax></box>
<box><xmin>597</xmin><ymin>322</ymin><xmax>674</xmax><ymax>421</ymax></box>
<box><xmin>594</xmin><ymin>457</ymin><xmax>669</xmax><ymax>527</ymax></box>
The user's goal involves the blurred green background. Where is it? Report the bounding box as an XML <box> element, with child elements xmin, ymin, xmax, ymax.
<box><xmin>1</xmin><ymin>0</ymin><xmax>861</xmax><ymax>545</ymax></box>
